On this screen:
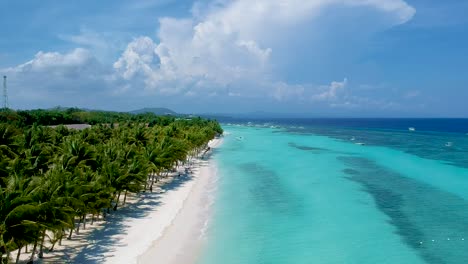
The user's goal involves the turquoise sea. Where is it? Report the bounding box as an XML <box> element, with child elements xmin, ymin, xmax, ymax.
<box><xmin>198</xmin><ymin>119</ymin><xmax>468</xmax><ymax>264</ymax></box>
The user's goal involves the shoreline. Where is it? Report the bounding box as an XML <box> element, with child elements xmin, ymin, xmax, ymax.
<box><xmin>137</xmin><ymin>146</ymin><xmax>220</xmax><ymax>264</ymax></box>
<box><xmin>18</xmin><ymin>137</ymin><xmax>223</xmax><ymax>264</ymax></box>
<box><xmin>105</xmin><ymin>137</ymin><xmax>223</xmax><ymax>264</ymax></box>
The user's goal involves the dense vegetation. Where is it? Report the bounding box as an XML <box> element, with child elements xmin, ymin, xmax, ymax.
<box><xmin>0</xmin><ymin>107</ymin><xmax>181</xmax><ymax>127</ymax></box>
<box><xmin>0</xmin><ymin>109</ymin><xmax>222</xmax><ymax>263</ymax></box>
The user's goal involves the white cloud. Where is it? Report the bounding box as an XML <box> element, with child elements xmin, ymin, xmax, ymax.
<box><xmin>112</xmin><ymin>0</ymin><xmax>415</xmax><ymax>99</ymax></box>
<box><xmin>2</xmin><ymin>0</ymin><xmax>416</xmax><ymax>111</ymax></box>
<box><xmin>60</xmin><ymin>28</ymin><xmax>131</xmax><ymax>63</ymax></box>
<box><xmin>113</xmin><ymin>37</ymin><xmax>158</xmax><ymax>80</ymax></box>
<box><xmin>272</xmin><ymin>82</ymin><xmax>305</xmax><ymax>101</ymax></box>
<box><xmin>60</xmin><ymin>30</ymin><xmax>108</xmax><ymax>50</ymax></box>
<box><xmin>313</xmin><ymin>78</ymin><xmax>348</xmax><ymax>101</ymax></box>
<box><xmin>1</xmin><ymin>48</ymin><xmax>110</xmax><ymax>107</ymax></box>
<box><xmin>404</xmin><ymin>90</ymin><xmax>421</xmax><ymax>99</ymax></box>
<box><xmin>10</xmin><ymin>48</ymin><xmax>95</xmax><ymax>73</ymax></box>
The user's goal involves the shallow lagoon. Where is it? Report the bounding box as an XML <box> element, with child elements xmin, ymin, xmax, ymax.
<box><xmin>199</xmin><ymin>122</ymin><xmax>468</xmax><ymax>264</ymax></box>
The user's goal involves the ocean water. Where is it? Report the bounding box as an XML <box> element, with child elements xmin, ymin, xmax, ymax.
<box><xmin>198</xmin><ymin>119</ymin><xmax>468</xmax><ymax>264</ymax></box>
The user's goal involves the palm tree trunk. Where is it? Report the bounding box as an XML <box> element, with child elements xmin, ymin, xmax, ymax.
<box><xmin>113</xmin><ymin>191</ymin><xmax>121</xmax><ymax>211</ymax></box>
<box><xmin>50</xmin><ymin>231</ymin><xmax>60</xmax><ymax>251</ymax></box>
<box><xmin>49</xmin><ymin>241</ymin><xmax>56</xmax><ymax>252</ymax></box>
<box><xmin>149</xmin><ymin>173</ymin><xmax>156</xmax><ymax>192</ymax></box>
<box><xmin>38</xmin><ymin>229</ymin><xmax>46</xmax><ymax>258</ymax></box>
<box><xmin>83</xmin><ymin>215</ymin><xmax>86</xmax><ymax>230</ymax></box>
<box><xmin>59</xmin><ymin>229</ymin><xmax>64</xmax><ymax>245</ymax></box>
<box><xmin>15</xmin><ymin>246</ymin><xmax>21</xmax><ymax>264</ymax></box>
<box><xmin>68</xmin><ymin>227</ymin><xmax>73</xmax><ymax>240</ymax></box>
<box><xmin>76</xmin><ymin>217</ymin><xmax>82</xmax><ymax>234</ymax></box>
<box><xmin>123</xmin><ymin>190</ymin><xmax>128</xmax><ymax>205</ymax></box>
<box><xmin>29</xmin><ymin>239</ymin><xmax>38</xmax><ymax>264</ymax></box>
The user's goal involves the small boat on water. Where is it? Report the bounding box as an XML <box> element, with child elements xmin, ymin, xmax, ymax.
<box><xmin>355</xmin><ymin>142</ymin><xmax>365</xmax><ymax>146</ymax></box>
<box><xmin>445</xmin><ymin>142</ymin><xmax>453</xmax><ymax>147</ymax></box>
<box><xmin>408</xmin><ymin>127</ymin><xmax>416</xmax><ymax>132</ymax></box>
<box><xmin>350</xmin><ymin>137</ymin><xmax>356</xmax><ymax>141</ymax></box>
<box><xmin>236</xmin><ymin>136</ymin><xmax>244</xmax><ymax>141</ymax></box>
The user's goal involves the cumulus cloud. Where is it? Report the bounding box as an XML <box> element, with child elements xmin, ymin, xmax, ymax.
<box><xmin>114</xmin><ymin>37</ymin><xmax>158</xmax><ymax>80</ymax></box>
<box><xmin>112</xmin><ymin>0</ymin><xmax>415</xmax><ymax>100</ymax></box>
<box><xmin>113</xmin><ymin>16</ymin><xmax>273</xmax><ymax>95</ymax></box>
<box><xmin>10</xmin><ymin>48</ymin><xmax>96</xmax><ymax>73</ymax></box>
<box><xmin>2</xmin><ymin>0</ymin><xmax>416</xmax><ymax>111</ymax></box>
<box><xmin>313</xmin><ymin>78</ymin><xmax>348</xmax><ymax>101</ymax></box>
<box><xmin>1</xmin><ymin>48</ymin><xmax>110</xmax><ymax>107</ymax></box>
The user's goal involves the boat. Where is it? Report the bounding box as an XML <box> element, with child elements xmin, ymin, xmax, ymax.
<box><xmin>355</xmin><ymin>142</ymin><xmax>365</xmax><ymax>146</ymax></box>
<box><xmin>445</xmin><ymin>142</ymin><xmax>453</xmax><ymax>147</ymax></box>
<box><xmin>350</xmin><ymin>137</ymin><xmax>356</xmax><ymax>141</ymax></box>
<box><xmin>408</xmin><ymin>127</ymin><xmax>416</xmax><ymax>132</ymax></box>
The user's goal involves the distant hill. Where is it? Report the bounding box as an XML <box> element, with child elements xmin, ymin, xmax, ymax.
<box><xmin>130</xmin><ymin>107</ymin><xmax>178</xmax><ymax>116</ymax></box>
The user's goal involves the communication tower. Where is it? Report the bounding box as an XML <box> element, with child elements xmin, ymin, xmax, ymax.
<box><xmin>3</xmin><ymin>75</ymin><xmax>8</xmax><ymax>109</ymax></box>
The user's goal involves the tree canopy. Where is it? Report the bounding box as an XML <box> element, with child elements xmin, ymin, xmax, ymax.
<box><xmin>0</xmin><ymin>108</ymin><xmax>222</xmax><ymax>263</ymax></box>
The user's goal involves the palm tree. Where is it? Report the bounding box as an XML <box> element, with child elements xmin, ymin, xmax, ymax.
<box><xmin>0</xmin><ymin>124</ymin><xmax>19</xmax><ymax>159</ymax></box>
<box><xmin>0</xmin><ymin>108</ymin><xmax>223</xmax><ymax>263</ymax></box>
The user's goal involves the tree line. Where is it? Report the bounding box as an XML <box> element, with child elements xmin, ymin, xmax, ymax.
<box><xmin>0</xmin><ymin>107</ymin><xmax>187</xmax><ymax>127</ymax></box>
<box><xmin>0</xmin><ymin>109</ymin><xmax>223</xmax><ymax>263</ymax></box>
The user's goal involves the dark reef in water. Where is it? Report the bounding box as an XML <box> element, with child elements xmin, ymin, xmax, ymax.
<box><xmin>340</xmin><ymin>156</ymin><xmax>468</xmax><ymax>264</ymax></box>
<box><xmin>288</xmin><ymin>142</ymin><xmax>328</xmax><ymax>152</ymax></box>
<box><xmin>239</xmin><ymin>162</ymin><xmax>303</xmax><ymax>215</ymax></box>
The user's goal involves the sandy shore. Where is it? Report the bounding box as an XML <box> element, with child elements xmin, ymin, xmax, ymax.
<box><xmin>105</xmin><ymin>139</ymin><xmax>221</xmax><ymax>264</ymax></box>
<box><xmin>103</xmin><ymin>138</ymin><xmax>222</xmax><ymax>264</ymax></box>
<box><xmin>10</xmin><ymin>138</ymin><xmax>222</xmax><ymax>264</ymax></box>
<box><xmin>138</xmin><ymin>151</ymin><xmax>219</xmax><ymax>264</ymax></box>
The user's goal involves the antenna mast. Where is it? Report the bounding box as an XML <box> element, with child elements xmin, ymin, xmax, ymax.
<box><xmin>3</xmin><ymin>75</ymin><xmax>8</xmax><ymax>109</ymax></box>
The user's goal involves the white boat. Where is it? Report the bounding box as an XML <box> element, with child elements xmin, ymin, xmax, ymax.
<box><xmin>445</xmin><ymin>142</ymin><xmax>453</xmax><ymax>147</ymax></box>
<box><xmin>355</xmin><ymin>142</ymin><xmax>365</xmax><ymax>146</ymax></box>
<box><xmin>408</xmin><ymin>127</ymin><xmax>416</xmax><ymax>132</ymax></box>
<box><xmin>350</xmin><ymin>137</ymin><xmax>356</xmax><ymax>141</ymax></box>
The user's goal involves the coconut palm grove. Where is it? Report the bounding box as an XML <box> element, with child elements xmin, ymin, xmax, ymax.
<box><xmin>0</xmin><ymin>108</ymin><xmax>222</xmax><ymax>264</ymax></box>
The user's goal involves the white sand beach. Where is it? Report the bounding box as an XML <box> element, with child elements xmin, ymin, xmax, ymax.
<box><xmin>104</xmin><ymin>138</ymin><xmax>222</xmax><ymax>264</ymax></box>
<box><xmin>10</xmin><ymin>138</ymin><xmax>222</xmax><ymax>264</ymax></box>
<box><xmin>137</xmin><ymin>152</ymin><xmax>219</xmax><ymax>264</ymax></box>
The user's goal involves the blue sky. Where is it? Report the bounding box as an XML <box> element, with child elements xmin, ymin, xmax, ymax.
<box><xmin>1</xmin><ymin>0</ymin><xmax>467</xmax><ymax>117</ymax></box>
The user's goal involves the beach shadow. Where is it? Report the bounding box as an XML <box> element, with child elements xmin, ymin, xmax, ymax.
<box><xmin>59</xmin><ymin>173</ymin><xmax>196</xmax><ymax>263</ymax></box>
